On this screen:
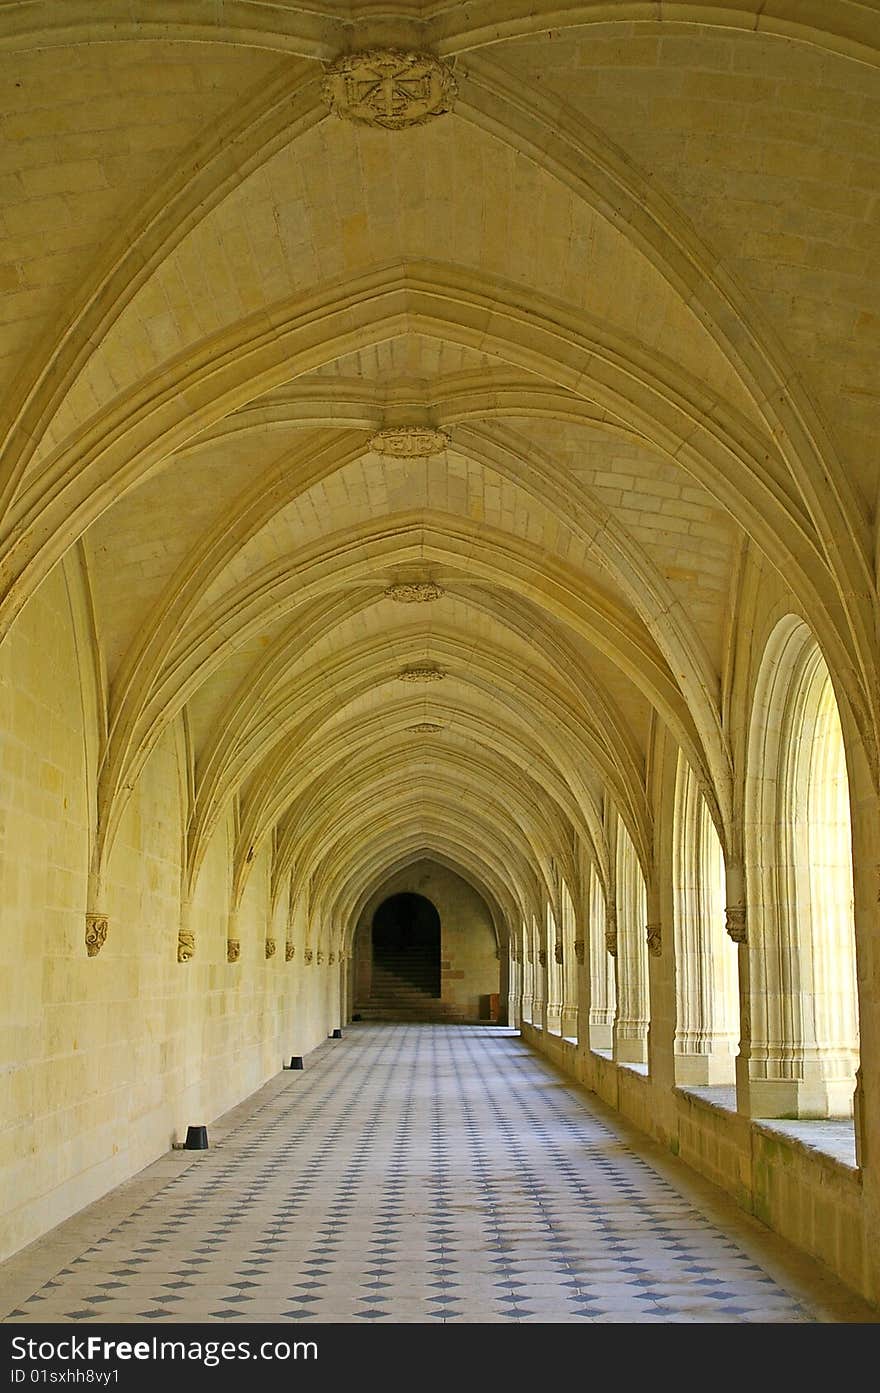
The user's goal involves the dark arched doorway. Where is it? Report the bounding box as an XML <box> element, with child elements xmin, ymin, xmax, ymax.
<box><xmin>372</xmin><ymin>892</ymin><xmax>441</xmax><ymax>998</ymax></box>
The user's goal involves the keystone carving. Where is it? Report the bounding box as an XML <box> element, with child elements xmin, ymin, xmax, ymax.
<box><xmin>399</xmin><ymin>664</ymin><xmax>446</xmax><ymax>682</ymax></box>
<box><xmin>370</xmin><ymin>424</ymin><xmax>450</xmax><ymax>457</ymax></box>
<box><xmin>265</xmin><ymin>938</ymin><xmax>276</xmax><ymax>959</ymax></box>
<box><xmin>285</xmin><ymin>941</ymin><xmax>295</xmax><ymax>961</ymax></box>
<box><xmin>726</xmin><ymin>906</ymin><xmax>748</xmax><ymax>944</ymax></box>
<box><xmin>85</xmin><ymin>913</ymin><xmax>108</xmax><ymax>957</ymax></box>
<box><xmin>227</xmin><ymin>939</ymin><xmax>241</xmax><ymax>963</ymax></box>
<box><xmin>646</xmin><ymin>924</ymin><xmax>662</xmax><ymax>958</ymax></box>
<box><xmin>385</xmin><ymin>582</ymin><xmax>444</xmax><ymax>603</ymax></box>
<box><xmin>177</xmin><ymin>929</ymin><xmax>195</xmax><ymax>963</ymax></box>
<box><xmin>574</xmin><ymin>938</ymin><xmax>585</xmax><ymax>965</ymax></box>
<box><xmin>324</xmin><ymin>50</ymin><xmax>458</xmax><ymax>130</ymax></box>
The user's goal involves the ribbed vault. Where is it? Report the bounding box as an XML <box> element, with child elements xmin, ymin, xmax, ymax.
<box><xmin>1</xmin><ymin>0</ymin><xmax>878</xmax><ymax>981</ymax></box>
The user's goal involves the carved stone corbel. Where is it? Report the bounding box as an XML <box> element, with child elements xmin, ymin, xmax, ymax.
<box><xmin>285</xmin><ymin>941</ymin><xmax>295</xmax><ymax>962</ymax></box>
<box><xmin>227</xmin><ymin>939</ymin><xmax>241</xmax><ymax>963</ymax></box>
<box><xmin>538</xmin><ymin>948</ymin><xmax>547</xmax><ymax>969</ymax></box>
<box><xmin>304</xmin><ymin>949</ymin><xmax>313</xmax><ymax>965</ymax></box>
<box><xmin>574</xmin><ymin>938</ymin><xmax>585</xmax><ymax>965</ymax></box>
<box><xmin>177</xmin><ymin>929</ymin><xmax>195</xmax><ymax>963</ymax></box>
<box><xmin>329</xmin><ymin>951</ymin><xmax>336</xmax><ymax>965</ymax></box>
<box><xmin>726</xmin><ymin>906</ymin><xmax>747</xmax><ymax>944</ymax></box>
<box><xmin>554</xmin><ymin>941</ymin><xmax>564</xmax><ymax>965</ymax></box>
<box><xmin>85</xmin><ymin>913</ymin><xmax>108</xmax><ymax>957</ymax></box>
<box><xmin>316</xmin><ymin>949</ymin><xmax>324</xmax><ymax>966</ymax></box>
<box><xmin>605</xmin><ymin>905</ymin><xmax>618</xmax><ymax>958</ymax></box>
<box><xmin>265</xmin><ymin>938</ymin><xmax>276</xmax><ymax>959</ymax></box>
<box><xmin>646</xmin><ymin>923</ymin><xmax>662</xmax><ymax>958</ymax></box>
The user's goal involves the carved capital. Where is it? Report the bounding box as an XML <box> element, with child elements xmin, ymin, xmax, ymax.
<box><xmin>538</xmin><ymin>948</ymin><xmax>547</xmax><ymax>969</ymax></box>
<box><xmin>285</xmin><ymin>941</ymin><xmax>295</xmax><ymax>962</ymax></box>
<box><xmin>385</xmin><ymin>582</ymin><xmax>444</xmax><ymax>603</ymax></box>
<box><xmin>646</xmin><ymin>923</ymin><xmax>662</xmax><ymax>958</ymax></box>
<box><xmin>265</xmin><ymin>938</ymin><xmax>276</xmax><ymax>959</ymax></box>
<box><xmin>227</xmin><ymin>939</ymin><xmax>241</xmax><ymax>963</ymax></box>
<box><xmin>316</xmin><ymin>949</ymin><xmax>324</xmax><ymax>965</ymax></box>
<box><xmin>324</xmin><ymin>51</ymin><xmax>457</xmax><ymax>131</ymax></box>
<box><xmin>177</xmin><ymin>929</ymin><xmax>195</xmax><ymax>963</ymax></box>
<box><xmin>85</xmin><ymin>913</ymin><xmax>108</xmax><ymax>957</ymax></box>
<box><xmin>574</xmin><ymin>938</ymin><xmax>585</xmax><ymax>965</ymax></box>
<box><xmin>329</xmin><ymin>951</ymin><xmax>336</xmax><ymax>965</ymax></box>
<box><xmin>304</xmin><ymin>949</ymin><xmax>314</xmax><ymax>965</ymax></box>
<box><xmin>604</xmin><ymin>929</ymin><xmax>617</xmax><ymax>958</ymax></box>
<box><xmin>726</xmin><ymin>906</ymin><xmax>747</xmax><ymax>944</ymax></box>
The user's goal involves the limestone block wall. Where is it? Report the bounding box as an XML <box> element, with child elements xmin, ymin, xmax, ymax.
<box><xmin>353</xmin><ymin>859</ymin><xmax>499</xmax><ymax>1021</ymax></box>
<box><xmin>0</xmin><ymin>571</ymin><xmax>337</xmax><ymax>1263</ymax></box>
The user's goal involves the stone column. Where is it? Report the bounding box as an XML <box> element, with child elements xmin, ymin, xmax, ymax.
<box><xmin>612</xmin><ymin>830</ymin><xmax>649</xmax><ymax>1066</ymax></box>
<box><xmin>589</xmin><ymin>875</ymin><xmax>614</xmax><ymax>1051</ymax></box>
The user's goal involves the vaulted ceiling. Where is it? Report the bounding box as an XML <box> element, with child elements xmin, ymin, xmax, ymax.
<box><xmin>1</xmin><ymin>2</ymin><xmax>877</xmax><ymax>937</ymax></box>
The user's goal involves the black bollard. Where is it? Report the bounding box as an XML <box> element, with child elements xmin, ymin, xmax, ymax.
<box><xmin>184</xmin><ymin>1125</ymin><xmax>209</xmax><ymax>1150</ymax></box>
<box><xmin>287</xmin><ymin>1055</ymin><xmax>304</xmax><ymax>1070</ymax></box>
<box><xmin>331</xmin><ymin>1028</ymin><xmax>343</xmax><ymax>1039</ymax></box>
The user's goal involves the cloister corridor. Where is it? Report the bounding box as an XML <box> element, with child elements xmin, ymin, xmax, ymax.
<box><xmin>0</xmin><ymin>1025</ymin><xmax>873</xmax><ymax>1325</ymax></box>
<box><xmin>2</xmin><ymin>0</ymin><xmax>880</xmax><ymax>1343</ymax></box>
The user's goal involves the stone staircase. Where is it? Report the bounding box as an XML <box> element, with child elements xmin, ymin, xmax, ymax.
<box><xmin>356</xmin><ymin>948</ymin><xmax>456</xmax><ymax>1022</ymax></box>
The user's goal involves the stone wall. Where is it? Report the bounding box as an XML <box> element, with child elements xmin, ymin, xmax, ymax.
<box><xmin>0</xmin><ymin>570</ymin><xmax>337</xmax><ymax>1263</ymax></box>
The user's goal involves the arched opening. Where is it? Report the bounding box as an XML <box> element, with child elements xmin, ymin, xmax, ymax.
<box><xmin>745</xmin><ymin>617</ymin><xmax>860</xmax><ymax>1118</ymax></box>
<box><xmin>613</xmin><ymin>817</ymin><xmax>650</xmax><ymax>1067</ymax></box>
<box><xmin>673</xmin><ymin>750</ymin><xmax>739</xmax><ymax>1086</ymax></box>
<box><xmin>371</xmin><ymin>891</ymin><xmax>442</xmax><ymax>998</ymax></box>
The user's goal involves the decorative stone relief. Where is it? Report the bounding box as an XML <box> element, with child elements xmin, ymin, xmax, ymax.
<box><xmin>605</xmin><ymin>906</ymin><xmax>617</xmax><ymax>958</ymax></box>
<box><xmin>407</xmin><ymin>722</ymin><xmax>444</xmax><ymax>733</ymax></box>
<box><xmin>399</xmin><ymin>665</ymin><xmax>445</xmax><ymax>682</ymax></box>
<box><xmin>227</xmin><ymin>939</ymin><xmax>241</xmax><ymax>963</ymax></box>
<box><xmin>574</xmin><ymin>938</ymin><xmax>585</xmax><ymax>965</ymax></box>
<box><xmin>554</xmin><ymin>941</ymin><xmax>564</xmax><ymax>965</ymax></box>
<box><xmin>324</xmin><ymin>50</ymin><xmax>458</xmax><ymax>131</ymax></box>
<box><xmin>85</xmin><ymin>913</ymin><xmax>108</xmax><ymax>957</ymax></box>
<box><xmin>304</xmin><ymin>949</ymin><xmax>314</xmax><ymax>965</ymax></box>
<box><xmin>646</xmin><ymin>924</ymin><xmax>662</xmax><ymax>957</ymax></box>
<box><xmin>538</xmin><ymin>948</ymin><xmax>547</xmax><ymax>968</ymax></box>
<box><xmin>385</xmin><ymin>582</ymin><xmax>444</xmax><ymax>603</ymax></box>
<box><xmin>329</xmin><ymin>951</ymin><xmax>336</xmax><ymax>965</ymax></box>
<box><xmin>370</xmin><ymin>424</ymin><xmax>450</xmax><ymax>457</ymax></box>
<box><xmin>285</xmin><ymin>941</ymin><xmax>295</xmax><ymax>961</ymax></box>
<box><xmin>177</xmin><ymin>930</ymin><xmax>195</xmax><ymax>963</ymax></box>
<box><xmin>317</xmin><ymin>949</ymin><xmax>324</xmax><ymax>965</ymax></box>
<box><xmin>265</xmin><ymin>938</ymin><xmax>276</xmax><ymax>959</ymax></box>
<box><xmin>726</xmin><ymin>906</ymin><xmax>747</xmax><ymax>944</ymax></box>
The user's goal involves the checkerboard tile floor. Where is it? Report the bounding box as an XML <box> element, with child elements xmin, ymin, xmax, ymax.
<box><xmin>0</xmin><ymin>1025</ymin><xmax>874</xmax><ymax>1324</ymax></box>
